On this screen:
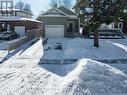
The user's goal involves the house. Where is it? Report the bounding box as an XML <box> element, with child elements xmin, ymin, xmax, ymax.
<box><xmin>99</xmin><ymin>20</ymin><xmax>127</xmax><ymax>34</ymax></box>
<box><xmin>111</xmin><ymin>21</ymin><xmax>127</xmax><ymax>34</ymax></box>
<box><xmin>0</xmin><ymin>0</ymin><xmax>41</xmax><ymax>37</ymax></box>
<box><xmin>41</xmin><ymin>6</ymin><xmax>80</xmax><ymax>38</ymax></box>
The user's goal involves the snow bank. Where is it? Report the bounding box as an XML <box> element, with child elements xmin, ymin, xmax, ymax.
<box><xmin>60</xmin><ymin>59</ymin><xmax>127</xmax><ymax>95</ymax></box>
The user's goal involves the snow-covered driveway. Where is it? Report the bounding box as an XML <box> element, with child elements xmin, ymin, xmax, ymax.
<box><xmin>0</xmin><ymin>39</ymin><xmax>63</xmax><ymax>95</ymax></box>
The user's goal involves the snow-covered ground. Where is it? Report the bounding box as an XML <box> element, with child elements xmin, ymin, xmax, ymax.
<box><xmin>0</xmin><ymin>38</ymin><xmax>127</xmax><ymax>95</ymax></box>
<box><xmin>59</xmin><ymin>59</ymin><xmax>127</xmax><ymax>95</ymax></box>
<box><xmin>43</xmin><ymin>38</ymin><xmax>127</xmax><ymax>60</ymax></box>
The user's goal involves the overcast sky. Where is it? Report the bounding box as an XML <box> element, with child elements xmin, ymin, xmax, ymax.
<box><xmin>14</xmin><ymin>0</ymin><xmax>75</xmax><ymax>18</ymax></box>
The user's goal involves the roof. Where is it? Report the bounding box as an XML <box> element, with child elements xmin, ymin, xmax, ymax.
<box><xmin>0</xmin><ymin>16</ymin><xmax>41</xmax><ymax>23</ymax></box>
<box><xmin>42</xmin><ymin>7</ymin><xmax>68</xmax><ymax>17</ymax></box>
<box><xmin>58</xmin><ymin>6</ymin><xmax>77</xmax><ymax>16</ymax></box>
<box><xmin>42</xmin><ymin>6</ymin><xmax>78</xmax><ymax>18</ymax></box>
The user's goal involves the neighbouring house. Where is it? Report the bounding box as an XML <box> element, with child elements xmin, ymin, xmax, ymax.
<box><xmin>100</xmin><ymin>21</ymin><xmax>127</xmax><ymax>35</ymax></box>
<box><xmin>112</xmin><ymin>21</ymin><xmax>127</xmax><ymax>34</ymax></box>
<box><xmin>0</xmin><ymin>0</ymin><xmax>41</xmax><ymax>37</ymax></box>
<box><xmin>98</xmin><ymin>19</ymin><xmax>127</xmax><ymax>35</ymax></box>
<box><xmin>100</xmin><ymin>22</ymin><xmax>124</xmax><ymax>32</ymax></box>
<box><xmin>41</xmin><ymin>6</ymin><xmax>80</xmax><ymax>38</ymax></box>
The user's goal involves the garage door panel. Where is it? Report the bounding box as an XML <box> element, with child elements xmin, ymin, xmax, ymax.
<box><xmin>15</xmin><ymin>26</ymin><xmax>25</xmax><ymax>37</ymax></box>
<box><xmin>45</xmin><ymin>25</ymin><xmax>64</xmax><ymax>37</ymax></box>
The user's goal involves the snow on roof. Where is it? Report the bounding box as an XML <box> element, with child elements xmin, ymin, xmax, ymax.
<box><xmin>42</xmin><ymin>7</ymin><xmax>78</xmax><ymax>18</ymax></box>
<box><xmin>42</xmin><ymin>7</ymin><xmax>67</xmax><ymax>16</ymax></box>
<box><xmin>0</xmin><ymin>16</ymin><xmax>41</xmax><ymax>23</ymax></box>
<box><xmin>58</xmin><ymin>6</ymin><xmax>77</xmax><ymax>16</ymax></box>
<box><xmin>22</xmin><ymin>18</ymin><xmax>42</xmax><ymax>23</ymax></box>
<box><xmin>42</xmin><ymin>15</ymin><xmax>68</xmax><ymax>18</ymax></box>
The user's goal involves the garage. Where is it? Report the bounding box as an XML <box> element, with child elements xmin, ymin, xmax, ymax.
<box><xmin>15</xmin><ymin>26</ymin><xmax>25</xmax><ymax>37</ymax></box>
<box><xmin>45</xmin><ymin>25</ymin><xmax>64</xmax><ymax>37</ymax></box>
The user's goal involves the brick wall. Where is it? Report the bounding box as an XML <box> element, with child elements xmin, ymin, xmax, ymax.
<box><xmin>9</xmin><ymin>21</ymin><xmax>41</xmax><ymax>32</ymax></box>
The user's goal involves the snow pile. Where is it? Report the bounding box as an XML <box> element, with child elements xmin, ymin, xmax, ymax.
<box><xmin>60</xmin><ymin>59</ymin><xmax>127</xmax><ymax>95</ymax></box>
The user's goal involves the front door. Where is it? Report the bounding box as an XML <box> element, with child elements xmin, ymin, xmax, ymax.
<box><xmin>67</xmin><ymin>21</ymin><xmax>75</xmax><ymax>37</ymax></box>
<box><xmin>68</xmin><ymin>23</ymin><xmax>73</xmax><ymax>32</ymax></box>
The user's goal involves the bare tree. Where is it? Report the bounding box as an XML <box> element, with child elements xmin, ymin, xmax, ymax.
<box><xmin>15</xmin><ymin>1</ymin><xmax>32</xmax><ymax>15</ymax></box>
<box><xmin>49</xmin><ymin>0</ymin><xmax>72</xmax><ymax>8</ymax></box>
<box><xmin>15</xmin><ymin>1</ymin><xmax>25</xmax><ymax>11</ymax></box>
<box><xmin>50</xmin><ymin>0</ymin><xmax>59</xmax><ymax>8</ymax></box>
<box><xmin>61</xmin><ymin>0</ymin><xmax>72</xmax><ymax>9</ymax></box>
<box><xmin>23</xmin><ymin>4</ymin><xmax>32</xmax><ymax>14</ymax></box>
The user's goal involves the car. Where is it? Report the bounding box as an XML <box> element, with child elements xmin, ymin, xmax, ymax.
<box><xmin>0</xmin><ymin>31</ymin><xmax>19</xmax><ymax>40</ymax></box>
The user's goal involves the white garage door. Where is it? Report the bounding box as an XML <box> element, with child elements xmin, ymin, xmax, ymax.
<box><xmin>45</xmin><ymin>25</ymin><xmax>64</xmax><ymax>37</ymax></box>
<box><xmin>15</xmin><ymin>26</ymin><xmax>25</xmax><ymax>37</ymax></box>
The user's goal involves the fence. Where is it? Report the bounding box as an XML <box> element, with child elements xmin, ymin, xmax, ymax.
<box><xmin>26</xmin><ymin>29</ymin><xmax>42</xmax><ymax>40</ymax></box>
<box><xmin>8</xmin><ymin>29</ymin><xmax>42</xmax><ymax>52</ymax></box>
<box><xmin>8</xmin><ymin>37</ymin><xmax>28</xmax><ymax>52</ymax></box>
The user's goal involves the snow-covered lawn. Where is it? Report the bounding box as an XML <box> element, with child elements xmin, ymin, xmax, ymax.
<box><xmin>43</xmin><ymin>38</ymin><xmax>127</xmax><ymax>60</ymax></box>
<box><xmin>0</xmin><ymin>38</ymin><xmax>127</xmax><ymax>95</ymax></box>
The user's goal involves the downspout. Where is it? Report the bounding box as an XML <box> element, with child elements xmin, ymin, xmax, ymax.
<box><xmin>79</xmin><ymin>17</ymin><xmax>80</xmax><ymax>36</ymax></box>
